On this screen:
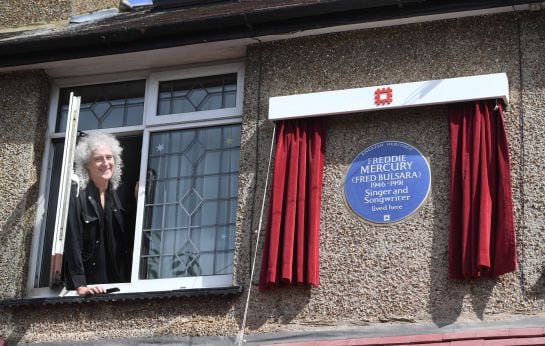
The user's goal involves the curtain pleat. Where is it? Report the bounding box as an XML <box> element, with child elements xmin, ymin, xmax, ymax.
<box><xmin>448</xmin><ymin>100</ymin><xmax>516</xmax><ymax>279</ymax></box>
<box><xmin>259</xmin><ymin>117</ymin><xmax>327</xmax><ymax>289</ymax></box>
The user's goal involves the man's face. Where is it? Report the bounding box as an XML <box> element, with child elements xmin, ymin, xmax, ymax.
<box><xmin>87</xmin><ymin>145</ymin><xmax>115</xmax><ymax>186</ymax></box>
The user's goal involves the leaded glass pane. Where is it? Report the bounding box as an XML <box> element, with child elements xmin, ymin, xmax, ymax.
<box><xmin>214</xmin><ymin>226</ymin><xmax>231</xmax><ymax>253</ymax></box>
<box><xmin>201</xmin><ymin>176</ymin><xmax>219</xmax><ymax>199</ymax></box>
<box><xmin>199</xmin><ymin>227</ymin><xmax>218</xmax><ymax>252</ymax></box>
<box><xmin>167</xmin><ymin>155</ymin><xmax>179</xmax><ymax>177</ymax></box>
<box><xmin>160</xmin><ymin>256</ymin><xmax>175</xmax><ymax>278</ymax></box>
<box><xmin>78</xmin><ymin>108</ymin><xmax>99</xmax><ymax>130</ymax></box>
<box><xmin>224</xmin><ymin>91</ymin><xmax>237</xmax><ymax>108</ymax></box>
<box><xmin>140</xmin><ymin>124</ymin><xmax>240</xmax><ymax>279</ymax></box>
<box><xmin>157</xmin><ymin>74</ymin><xmax>237</xmax><ymax>115</ymax></box>
<box><xmin>164</xmin><ymin>205</ymin><xmax>178</xmax><ymax>229</ymax></box>
<box><xmin>199</xmin><ymin>151</ymin><xmax>221</xmax><ymax>175</ymax></box>
<box><xmin>144</xmin><ymin>206</ymin><xmax>163</xmax><ymax>229</ymax></box>
<box><xmin>165</xmin><ymin>179</ymin><xmax>178</xmax><ymax>203</ymax></box>
<box><xmin>140</xmin><ymin>256</ymin><xmax>160</xmax><ymax>279</ymax></box>
<box><xmin>56</xmin><ymin>80</ymin><xmax>145</xmax><ymax>132</ymax></box>
<box><xmin>151</xmin><ymin>180</ymin><xmax>165</xmax><ymax>204</ymax></box>
<box><xmin>198</xmin><ymin>252</ymin><xmax>215</xmax><ymax>276</ymax></box>
<box><xmin>215</xmin><ymin>252</ymin><xmax>234</xmax><ymax>275</ymax></box>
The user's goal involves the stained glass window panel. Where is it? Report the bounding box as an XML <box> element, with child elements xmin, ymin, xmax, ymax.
<box><xmin>157</xmin><ymin>74</ymin><xmax>237</xmax><ymax>116</ymax></box>
<box><xmin>56</xmin><ymin>80</ymin><xmax>145</xmax><ymax>132</ymax></box>
<box><xmin>140</xmin><ymin>124</ymin><xmax>240</xmax><ymax>279</ymax></box>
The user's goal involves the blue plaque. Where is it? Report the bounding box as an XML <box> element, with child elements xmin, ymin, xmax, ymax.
<box><xmin>344</xmin><ymin>141</ymin><xmax>431</xmax><ymax>224</ymax></box>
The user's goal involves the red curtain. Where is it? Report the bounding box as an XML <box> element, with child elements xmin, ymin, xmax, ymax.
<box><xmin>448</xmin><ymin>99</ymin><xmax>516</xmax><ymax>279</ymax></box>
<box><xmin>259</xmin><ymin>117</ymin><xmax>327</xmax><ymax>290</ymax></box>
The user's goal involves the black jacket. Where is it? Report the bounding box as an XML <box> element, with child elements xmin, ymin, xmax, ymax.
<box><xmin>63</xmin><ymin>181</ymin><xmax>132</xmax><ymax>290</ymax></box>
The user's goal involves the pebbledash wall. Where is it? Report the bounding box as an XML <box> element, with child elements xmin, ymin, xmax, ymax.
<box><xmin>0</xmin><ymin>0</ymin><xmax>119</xmax><ymax>30</ymax></box>
<box><xmin>1</xmin><ymin>7</ymin><xmax>545</xmax><ymax>344</ymax></box>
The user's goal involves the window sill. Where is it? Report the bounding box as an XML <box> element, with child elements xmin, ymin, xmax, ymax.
<box><xmin>0</xmin><ymin>286</ymin><xmax>242</xmax><ymax>307</ymax></box>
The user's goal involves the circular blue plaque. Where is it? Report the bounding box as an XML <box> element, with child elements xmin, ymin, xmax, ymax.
<box><xmin>344</xmin><ymin>141</ymin><xmax>431</xmax><ymax>224</ymax></box>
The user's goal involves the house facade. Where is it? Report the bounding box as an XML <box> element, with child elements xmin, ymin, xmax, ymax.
<box><xmin>1</xmin><ymin>0</ymin><xmax>545</xmax><ymax>344</ymax></box>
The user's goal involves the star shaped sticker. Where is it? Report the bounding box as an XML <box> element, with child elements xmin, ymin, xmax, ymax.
<box><xmin>225</xmin><ymin>137</ymin><xmax>233</xmax><ymax>145</ymax></box>
<box><xmin>157</xmin><ymin>143</ymin><xmax>164</xmax><ymax>152</ymax></box>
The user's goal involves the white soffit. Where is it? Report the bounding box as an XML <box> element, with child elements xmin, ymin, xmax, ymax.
<box><xmin>268</xmin><ymin>73</ymin><xmax>509</xmax><ymax>121</ymax></box>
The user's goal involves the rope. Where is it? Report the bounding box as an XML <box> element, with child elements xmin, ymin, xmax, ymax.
<box><xmin>237</xmin><ymin>123</ymin><xmax>277</xmax><ymax>346</ymax></box>
<box><xmin>515</xmin><ymin>11</ymin><xmax>527</xmax><ymax>293</ymax></box>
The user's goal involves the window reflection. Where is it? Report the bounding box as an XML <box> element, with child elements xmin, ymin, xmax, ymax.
<box><xmin>157</xmin><ymin>73</ymin><xmax>237</xmax><ymax>115</ymax></box>
<box><xmin>140</xmin><ymin>124</ymin><xmax>241</xmax><ymax>279</ymax></box>
<box><xmin>56</xmin><ymin>80</ymin><xmax>145</xmax><ymax>132</ymax></box>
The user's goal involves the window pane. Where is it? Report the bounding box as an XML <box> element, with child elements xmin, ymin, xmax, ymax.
<box><xmin>201</xmin><ymin>94</ymin><xmax>222</xmax><ymax>111</ymax></box>
<box><xmin>101</xmin><ymin>106</ymin><xmax>125</xmax><ymax>128</ymax></box>
<box><xmin>160</xmin><ymin>255</ymin><xmax>175</xmax><ymax>278</ymax></box>
<box><xmin>148</xmin><ymin>156</ymin><xmax>166</xmax><ymax>180</ymax></box>
<box><xmin>156</xmin><ymin>74</ymin><xmax>237</xmax><ymax>116</ymax></box>
<box><xmin>224</xmin><ymin>125</ymin><xmax>241</xmax><ymax>147</ymax></box>
<box><xmin>199</xmin><ymin>151</ymin><xmax>221</xmax><ymax>175</ymax></box>
<box><xmin>149</xmin><ymin>180</ymin><xmax>165</xmax><ymax>205</ymax></box>
<box><xmin>194</xmin><ymin>227</ymin><xmax>216</xmax><ymax>252</ymax></box>
<box><xmin>37</xmin><ymin>141</ymin><xmax>64</xmax><ymax>287</ymax></box>
<box><xmin>178</xmin><ymin>177</ymin><xmax>192</xmax><ymax>198</ymax></box>
<box><xmin>162</xmin><ymin>230</ymin><xmax>176</xmax><ymax>254</ymax></box>
<box><xmin>186</xmin><ymin>140</ymin><xmax>205</xmax><ymax>164</ymax></box>
<box><xmin>150</xmin><ymin>132</ymin><xmax>169</xmax><ymax>155</ymax></box>
<box><xmin>140</xmin><ymin>256</ymin><xmax>160</xmax><ymax>279</ymax></box>
<box><xmin>198</xmin><ymin>252</ymin><xmax>215</xmax><ymax>276</ymax></box>
<box><xmin>140</xmin><ymin>124</ymin><xmax>240</xmax><ymax>279</ymax></box>
<box><xmin>165</xmin><ymin>179</ymin><xmax>178</xmax><ymax>203</ymax></box>
<box><xmin>78</xmin><ymin>108</ymin><xmax>99</xmax><ymax>131</ymax></box>
<box><xmin>164</xmin><ymin>204</ymin><xmax>178</xmax><ymax>229</ymax></box>
<box><xmin>215</xmin><ymin>251</ymin><xmax>234</xmax><ymax>275</ymax></box>
<box><xmin>166</xmin><ymin>155</ymin><xmax>179</xmax><ymax>178</ymax></box>
<box><xmin>145</xmin><ymin>206</ymin><xmax>163</xmax><ymax>229</ymax></box>
<box><xmin>201</xmin><ymin>176</ymin><xmax>219</xmax><ymax>199</ymax></box>
<box><xmin>216</xmin><ymin>225</ymin><xmax>235</xmax><ymax>252</ymax></box>
<box><xmin>174</xmin><ymin>99</ymin><xmax>195</xmax><ymax>114</ymax></box>
<box><xmin>126</xmin><ymin>104</ymin><xmax>144</xmax><ymax>126</ymax></box>
<box><xmin>224</xmin><ymin>91</ymin><xmax>236</xmax><ymax>109</ymax></box>
<box><xmin>158</xmin><ymin>99</ymin><xmax>171</xmax><ymax>115</ymax></box>
<box><xmin>56</xmin><ymin>80</ymin><xmax>145</xmax><ymax>132</ymax></box>
<box><xmin>201</xmin><ymin>127</ymin><xmax>222</xmax><ymax>150</ymax></box>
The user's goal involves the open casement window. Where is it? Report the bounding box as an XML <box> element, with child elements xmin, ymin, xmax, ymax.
<box><xmin>29</xmin><ymin>62</ymin><xmax>244</xmax><ymax>297</ymax></box>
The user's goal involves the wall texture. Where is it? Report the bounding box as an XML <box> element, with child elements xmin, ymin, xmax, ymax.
<box><xmin>1</xmin><ymin>9</ymin><xmax>545</xmax><ymax>343</ymax></box>
<box><xmin>236</xmin><ymin>10</ymin><xmax>545</xmax><ymax>333</ymax></box>
<box><xmin>0</xmin><ymin>70</ymin><xmax>49</xmax><ymax>338</ymax></box>
<box><xmin>0</xmin><ymin>0</ymin><xmax>119</xmax><ymax>30</ymax></box>
<box><xmin>518</xmin><ymin>10</ymin><xmax>545</xmax><ymax>295</ymax></box>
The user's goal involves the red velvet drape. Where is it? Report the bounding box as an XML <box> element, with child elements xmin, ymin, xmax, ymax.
<box><xmin>448</xmin><ymin>99</ymin><xmax>516</xmax><ymax>279</ymax></box>
<box><xmin>259</xmin><ymin>118</ymin><xmax>327</xmax><ymax>290</ymax></box>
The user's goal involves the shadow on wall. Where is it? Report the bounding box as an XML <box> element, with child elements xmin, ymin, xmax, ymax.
<box><xmin>235</xmin><ymin>285</ymin><xmax>312</xmax><ymax>331</ymax></box>
<box><xmin>0</xmin><ymin>183</ymin><xmax>40</xmax><ymax>299</ymax></box>
<box><xmin>0</xmin><ymin>183</ymin><xmax>42</xmax><ymax>344</ymax></box>
<box><xmin>531</xmin><ymin>269</ymin><xmax>545</xmax><ymax>297</ymax></box>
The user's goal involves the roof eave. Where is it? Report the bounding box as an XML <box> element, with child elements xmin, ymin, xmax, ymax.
<box><xmin>0</xmin><ymin>0</ymin><xmax>542</xmax><ymax>68</ymax></box>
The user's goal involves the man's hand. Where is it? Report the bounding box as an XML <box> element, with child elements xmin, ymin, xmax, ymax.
<box><xmin>76</xmin><ymin>285</ymin><xmax>106</xmax><ymax>296</ymax></box>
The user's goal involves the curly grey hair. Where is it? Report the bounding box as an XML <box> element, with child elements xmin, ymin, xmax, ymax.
<box><xmin>74</xmin><ymin>133</ymin><xmax>123</xmax><ymax>190</ymax></box>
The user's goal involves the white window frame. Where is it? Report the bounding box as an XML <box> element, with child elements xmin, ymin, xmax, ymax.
<box><xmin>27</xmin><ymin>61</ymin><xmax>244</xmax><ymax>298</ymax></box>
<box><xmin>145</xmin><ymin>62</ymin><xmax>245</xmax><ymax>126</ymax></box>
